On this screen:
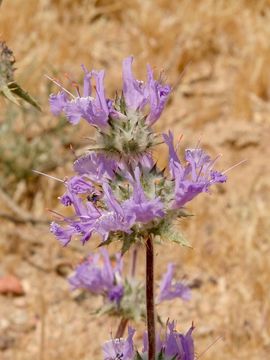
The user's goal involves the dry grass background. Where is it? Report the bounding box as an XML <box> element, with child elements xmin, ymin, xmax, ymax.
<box><xmin>0</xmin><ymin>0</ymin><xmax>270</xmax><ymax>359</ymax></box>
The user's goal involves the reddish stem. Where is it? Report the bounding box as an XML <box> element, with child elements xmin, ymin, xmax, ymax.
<box><xmin>115</xmin><ymin>317</ymin><xmax>128</xmax><ymax>339</ymax></box>
<box><xmin>146</xmin><ymin>236</ymin><xmax>156</xmax><ymax>360</ymax></box>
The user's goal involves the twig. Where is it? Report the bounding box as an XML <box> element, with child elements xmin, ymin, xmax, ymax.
<box><xmin>0</xmin><ymin>213</ymin><xmax>49</xmax><ymax>225</ymax></box>
<box><xmin>146</xmin><ymin>235</ymin><xmax>156</xmax><ymax>360</ymax></box>
<box><xmin>0</xmin><ymin>186</ymin><xmax>48</xmax><ymax>224</ymax></box>
<box><xmin>115</xmin><ymin>318</ymin><xmax>128</xmax><ymax>339</ymax></box>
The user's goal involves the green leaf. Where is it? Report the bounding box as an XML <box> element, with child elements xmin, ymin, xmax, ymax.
<box><xmin>134</xmin><ymin>351</ymin><xmax>144</xmax><ymax>360</ymax></box>
<box><xmin>97</xmin><ymin>237</ymin><xmax>113</xmax><ymax>248</ymax></box>
<box><xmin>157</xmin><ymin>220</ymin><xmax>192</xmax><ymax>248</ymax></box>
<box><xmin>121</xmin><ymin>236</ymin><xmax>134</xmax><ymax>255</ymax></box>
<box><xmin>155</xmin><ymin>219</ymin><xmax>191</xmax><ymax>247</ymax></box>
<box><xmin>169</xmin><ymin>228</ymin><xmax>191</xmax><ymax>247</ymax></box>
<box><xmin>7</xmin><ymin>81</ymin><xmax>42</xmax><ymax>111</ymax></box>
<box><xmin>0</xmin><ymin>84</ymin><xmax>20</xmax><ymax>105</ymax></box>
<box><xmin>157</xmin><ymin>350</ymin><xmax>165</xmax><ymax>360</ymax></box>
<box><xmin>119</xmin><ymin>91</ymin><xmax>127</xmax><ymax>114</ymax></box>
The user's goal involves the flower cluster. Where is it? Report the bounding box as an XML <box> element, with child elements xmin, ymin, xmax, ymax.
<box><xmin>50</xmin><ymin>57</ymin><xmax>170</xmax><ymax>164</ymax></box>
<box><xmin>69</xmin><ymin>249</ymin><xmax>124</xmax><ymax>305</ymax></box>
<box><xmin>48</xmin><ymin>56</ymin><xmax>228</xmax><ymax>359</ymax></box>
<box><xmin>158</xmin><ymin>263</ymin><xmax>191</xmax><ymax>303</ymax></box>
<box><xmin>103</xmin><ymin>322</ymin><xmax>194</xmax><ymax>360</ymax></box>
<box><xmin>50</xmin><ymin>57</ymin><xmax>170</xmax><ymax>128</ymax></box>
<box><xmin>69</xmin><ymin>249</ymin><xmax>190</xmax><ymax>320</ymax></box>
<box><xmin>49</xmin><ymin>56</ymin><xmax>226</xmax><ymax>249</ymax></box>
<box><xmin>50</xmin><ymin>138</ymin><xmax>226</xmax><ymax>249</ymax></box>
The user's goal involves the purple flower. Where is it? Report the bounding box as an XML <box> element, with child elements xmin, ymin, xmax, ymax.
<box><xmin>49</xmin><ymin>69</ymin><xmax>110</xmax><ymax>128</ymax></box>
<box><xmin>50</xmin><ymin>56</ymin><xmax>172</xmax><ymax>140</ymax></box>
<box><xmin>122</xmin><ymin>56</ymin><xmax>148</xmax><ymax>111</ymax></box>
<box><xmin>64</xmin><ymin>96</ymin><xmax>92</xmax><ymax>125</ymax></box>
<box><xmin>108</xmin><ymin>284</ymin><xmax>124</xmax><ymax>304</ymax></box>
<box><xmin>146</xmin><ymin>65</ymin><xmax>171</xmax><ymax>125</ymax></box>
<box><xmin>73</xmin><ymin>152</ymin><xmax>117</xmax><ymax>181</ymax></box>
<box><xmin>122</xmin><ymin>57</ymin><xmax>171</xmax><ymax>124</ymax></box>
<box><xmin>59</xmin><ymin>175</ymin><xmax>94</xmax><ymax>206</ymax></box>
<box><xmin>163</xmin><ymin>131</ymin><xmax>227</xmax><ymax>209</ymax></box>
<box><xmin>123</xmin><ymin>167</ymin><xmax>164</xmax><ymax>223</ymax></box>
<box><xmin>103</xmin><ymin>327</ymin><xmax>135</xmax><ymax>360</ymax></box>
<box><xmin>143</xmin><ymin>321</ymin><xmax>195</xmax><ymax>360</ymax></box>
<box><xmin>69</xmin><ymin>249</ymin><xmax>124</xmax><ymax>305</ymax></box>
<box><xmin>50</xmin><ymin>222</ymin><xmax>77</xmax><ymax>246</ymax></box>
<box><xmin>49</xmin><ymin>91</ymin><xmax>68</xmax><ymax>116</ymax></box>
<box><xmin>92</xmin><ymin>182</ymin><xmax>135</xmax><ymax>240</ymax></box>
<box><xmin>158</xmin><ymin>263</ymin><xmax>191</xmax><ymax>302</ymax></box>
<box><xmin>51</xmin><ymin>184</ymin><xmax>134</xmax><ymax>246</ymax></box>
<box><xmin>86</xmin><ymin>70</ymin><xmax>109</xmax><ymax>127</ymax></box>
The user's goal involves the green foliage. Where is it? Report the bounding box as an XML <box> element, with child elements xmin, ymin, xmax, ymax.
<box><xmin>0</xmin><ymin>41</ymin><xmax>41</xmax><ymax>110</ymax></box>
<box><xmin>0</xmin><ymin>42</ymin><xmax>77</xmax><ymax>192</ymax></box>
<box><xmin>93</xmin><ymin>278</ymin><xmax>146</xmax><ymax>322</ymax></box>
<box><xmin>6</xmin><ymin>81</ymin><xmax>41</xmax><ymax>111</ymax></box>
<box><xmin>152</xmin><ymin>217</ymin><xmax>191</xmax><ymax>248</ymax></box>
<box><xmin>134</xmin><ymin>350</ymin><xmax>177</xmax><ymax>360</ymax></box>
<box><xmin>0</xmin><ymin>102</ymin><xmax>75</xmax><ymax>193</ymax></box>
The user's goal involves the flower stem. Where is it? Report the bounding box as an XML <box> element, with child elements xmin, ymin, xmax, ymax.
<box><xmin>146</xmin><ymin>235</ymin><xmax>156</xmax><ymax>360</ymax></box>
<box><xmin>115</xmin><ymin>317</ymin><xmax>128</xmax><ymax>339</ymax></box>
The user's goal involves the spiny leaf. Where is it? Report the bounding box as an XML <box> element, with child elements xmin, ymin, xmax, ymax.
<box><xmin>134</xmin><ymin>351</ymin><xmax>144</xmax><ymax>360</ymax></box>
<box><xmin>119</xmin><ymin>91</ymin><xmax>127</xmax><ymax>114</ymax></box>
<box><xmin>7</xmin><ymin>81</ymin><xmax>42</xmax><ymax>111</ymax></box>
<box><xmin>158</xmin><ymin>220</ymin><xmax>192</xmax><ymax>248</ymax></box>
<box><xmin>0</xmin><ymin>84</ymin><xmax>20</xmax><ymax>105</ymax></box>
<box><xmin>168</xmin><ymin>228</ymin><xmax>191</xmax><ymax>247</ymax></box>
<box><xmin>157</xmin><ymin>350</ymin><xmax>165</xmax><ymax>360</ymax></box>
<box><xmin>121</xmin><ymin>236</ymin><xmax>134</xmax><ymax>255</ymax></box>
<box><xmin>97</xmin><ymin>237</ymin><xmax>112</xmax><ymax>248</ymax></box>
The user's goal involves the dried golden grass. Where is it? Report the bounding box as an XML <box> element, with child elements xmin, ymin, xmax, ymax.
<box><xmin>0</xmin><ymin>0</ymin><xmax>270</xmax><ymax>359</ymax></box>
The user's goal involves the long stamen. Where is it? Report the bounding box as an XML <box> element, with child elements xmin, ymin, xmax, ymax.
<box><xmin>176</xmin><ymin>133</ymin><xmax>183</xmax><ymax>152</ymax></box>
<box><xmin>222</xmin><ymin>159</ymin><xmax>247</xmax><ymax>175</ymax></box>
<box><xmin>197</xmin><ymin>336</ymin><xmax>223</xmax><ymax>358</ymax></box>
<box><xmin>81</xmin><ymin>64</ymin><xmax>89</xmax><ymax>74</ymax></box>
<box><xmin>64</xmin><ymin>72</ymin><xmax>81</xmax><ymax>97</ymax></box>
<box><xmin>196</xmin><ymin>164</ymin><xmax>204</xmax><ymax>182</ymax></box>
<box><xmin>45</xmin><ymin>75</ymin><xmax>75</xmax><ymax>98</ymax></box>
<box><xmin>203</xmin><ymin>153</ymin><xmax>222</xmax><ymax>176</ymax></box>
<box><xmin>195</xmin><ymin>133</ymin><xmax>203</xmax><ymax>149</ymax></box>
<box><xmin>208</xmin><ymin>153</ymin><xmax>222</xmax><ymax>170</ymax></box>
<box><xmin>72</xmin><ymin>82</ymin><xmax>81</xmax><ymax>97</ymax></box>
<box><xmin>93</xmin><ymin>84</ymin><xmax>102</xmax><ymax>106</ymax></box>
<box><xmin>47</xmin><ymin>209</ymin><xmax>66</xmax><ymax>220</ymax></box>
<box><xmin>32</xmin><ymin>169</ymin><xmax>64</xmax><ymax>183</ymax></box>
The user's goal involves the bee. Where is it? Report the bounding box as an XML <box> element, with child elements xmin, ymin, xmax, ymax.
<box><xmin>115</xmin><ymin>354</ymin><xmax>124</xmax><ymax>360</ymax></box>
<box><xmin>87</xmin><ymin>193</ymin><xmax>100</xmax><ymax>204</ymax></box>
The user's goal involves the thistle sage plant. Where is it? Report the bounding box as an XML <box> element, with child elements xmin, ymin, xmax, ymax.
<box><xmin>49</xmin><ymin>56</ymin><xmax>227</xmax><ymax>360</ymax></box>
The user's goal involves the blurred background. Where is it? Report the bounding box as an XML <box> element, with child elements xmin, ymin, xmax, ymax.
<box><xmin>0</xmin><ymin>0</ymin><xmax>270</xmax><ymax>359</ymax></box>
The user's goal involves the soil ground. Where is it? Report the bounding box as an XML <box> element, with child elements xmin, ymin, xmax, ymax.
<box><xmin>0</xmin><ymin>1</ymin><xmax>270</xmax><ymax>359</ymax></box>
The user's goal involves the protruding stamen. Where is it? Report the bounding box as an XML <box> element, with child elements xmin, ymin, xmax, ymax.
<box><xmin>45</xmin><ymin>75</ymin><xmax>75</xmax><ymax>98</ymax></box>
<box><xmin>72</xmin><ymin>82</ymin><xmax>81</xmax><ymax>97</ymax></box>
<box><xmin>195</xmin><ymin>134</ymin><xmax>203</xmax><ymax>150</ymax></box>
<box><xmin>32</xmin><ymin>169</ymin><xmax>64</xmax><ymax>183</ymax></box>
<box><xmin>205</xmin><ymin>153</ymin><xmax>222</xmax><ymax>174</ymax></box>
<box><xmin>47</xmin><ymin>209</ymin><xmax>66</xmax><ymax>220</ymax></box>
<box><xmin>222</xmin><ymin>159</ymin><xmax>247</xmax><ymax>175</ymax></box>
<box><xmin>176</xmin><ymin>133</ymin><xmax>183</xmax><ymax>152</ymax></box>
<box><xmin>197</xmin><ymin>336</ymin><xmax>223</xmax><ymax>359</ymax></box>
<box><xmin>64</xmin><ymin>73</ymin><xmax>81</xmax><ymax>97</ymax></box>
